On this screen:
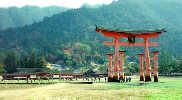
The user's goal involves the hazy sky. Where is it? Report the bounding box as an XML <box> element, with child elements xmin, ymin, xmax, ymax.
<box><xmin>0</xmin><ymin>0</ymin><xmax>115</xmax><ymax>8</ymax></box>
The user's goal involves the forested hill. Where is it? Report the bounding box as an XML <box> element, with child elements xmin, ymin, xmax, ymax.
<box><xmin>0</xmin><ymin>6</ymin><xmax>69</xmax><ymax>30</ymax></box>
<box><xmin>0</xmin><ymin>0</ymin><xmax>182</xmax><ymax>68</ymax></box>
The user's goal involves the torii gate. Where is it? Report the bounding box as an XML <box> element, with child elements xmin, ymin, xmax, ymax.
<box><xmin>96</xmin><ymin>26</ymin><xmax>166</xmax><ymax>82</ymax></box>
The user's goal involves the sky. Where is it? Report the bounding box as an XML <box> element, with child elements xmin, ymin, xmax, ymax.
<box><xmin>0</xmin><ymin>0</ymin><xmax>115</xmax><ymax>8</ymax></box>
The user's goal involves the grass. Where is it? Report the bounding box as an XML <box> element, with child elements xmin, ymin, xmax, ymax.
<box><xmin>0</xmin><ymin>77</ymin><xmax>182</xmax><ymax>100</ymax></box>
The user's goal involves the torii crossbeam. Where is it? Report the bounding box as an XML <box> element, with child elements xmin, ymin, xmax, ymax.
<box><xmin>104</xmin><ymin>41</ymin><xmax>158</xmax><ymax>46</ymax></box>
<box><xmin>96</xmin><ymin>26</ymin><xmax>166</xmax><ymax>82</ymax></box>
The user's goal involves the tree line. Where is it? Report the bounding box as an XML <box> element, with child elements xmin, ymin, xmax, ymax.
<box><xmin>0</xmin><ymin>50</ymin><xmax>182</xmax><ymax>75</ymax></box>
<box><xmin>0</xmin><ymin>51</ymin><xmax>47</xmax><ymax>74</ymax></box>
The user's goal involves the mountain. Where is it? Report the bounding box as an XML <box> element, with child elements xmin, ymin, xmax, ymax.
<box><xmin>0</xmin><ymin>0</ymin><xmax>182</xmax><ymax>69</ymax></box>
<box><xmin>81</xmin><ymin>3</ymin><xmax>103</xmax><ymax>8</ymax></box>
<box><xmin>0</xmin><ymin>6</ymin><xmax>70</xmax><ymax>30</ymax></box>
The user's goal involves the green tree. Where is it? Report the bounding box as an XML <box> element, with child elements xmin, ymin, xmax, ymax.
<box><xmin>159</xmin><ymin>51</ymin><xmax>173</xmax><ymax>74</ymax></box>
<box><xmin>4</xmin><ymin>52</ymin><xmax>18</xmax><ymax>73</ymax></box>
<box><xmin>19</xmin><ymin>54</ymin><xmax>47</xmax><ymax>68</ymax></box>
<box><xmin>0</xmin><ymin>67</ymin><xmax>6</xmax><ymax>74</ymax></box>
<box><xmin>36</xmin><ymin>57</ymin><xmax>47</xmax><ymax>68</ymax></box>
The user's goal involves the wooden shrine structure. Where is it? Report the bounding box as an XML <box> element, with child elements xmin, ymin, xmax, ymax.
<box><xmin>96</xmin><ymin>26</ymin><xmax>166</xmax><ymax>82</ymax></box>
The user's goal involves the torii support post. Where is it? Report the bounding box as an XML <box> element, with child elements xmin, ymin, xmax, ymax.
<box><xmin>113</xmin><ymin>37</ymin><xmax>120</xmax><ymax>82</ymax></box>
<box><xmin>107</xmin><ymin>54</ymin><xmax>113</xmax><ymax>82</ymax></box>
<box><xmin>144</xmin><ymin>38</ymin><xmax>151</xmax><ymax>82</ymax></box>
<box><xmin>119</xmin><ymin>51</ymin><xmax>126</xmax><ymax>81</ymax></box>
<box><xmin>152</xmin><ymin>51</ymin><xmax>159</xmax><ymax>82</ymax></box>
<box><xmin>138</xmin><ymin>54</ymin><xmax>144</xmax><ymax>81</ymax></box>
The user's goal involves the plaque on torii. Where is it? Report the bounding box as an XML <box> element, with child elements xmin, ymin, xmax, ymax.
<box><xmin>96</xmin><ymin>26</ymin><xmax>166</xmax><ymax>82</ymax></box>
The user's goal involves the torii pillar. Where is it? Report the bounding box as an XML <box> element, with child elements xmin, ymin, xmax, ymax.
<box><xmin>113</xmin><ymin>37</ymin><xmax>120</xmax><ymax>82</ymax></box>
<box><xmin>119</xmin><ymin>51</ymin><xmax>126</xmax><ymax>81</ymax></box>
<box><xmin>144</xmin><ymin>38</ymin><xmax>152</xmax><ymax>82</ymax></box>
<box><xmin>107</xmin><ymin>54</ymin><xmax>113</xmax><ymax>82</ymax></box>
<box><xmin>138</xmin><ymin>54</ymin><xmax>144</xmax><ymax>81</ymax></box>
<box><xmin>152</xmin><ymin>51</ymin><xmax>159</xmax><ymax>82</ymax></box>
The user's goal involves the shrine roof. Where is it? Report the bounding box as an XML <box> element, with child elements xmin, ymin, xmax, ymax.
<box><xmin>96</xmin><ymin>26</ymin><xmax>166</xmax><ymax>34</ymax></box>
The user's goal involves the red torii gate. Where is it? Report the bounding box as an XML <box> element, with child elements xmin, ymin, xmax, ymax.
<box><xmin>96</xmin><ymin>26</ymin><xmax>166</xmax><ymax>82</ymax></box>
